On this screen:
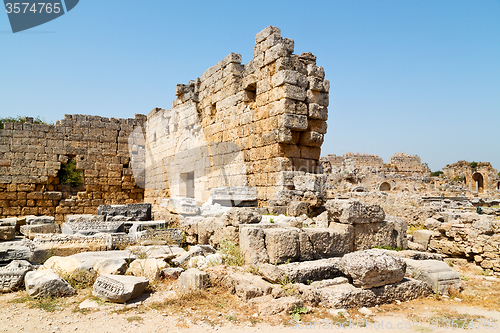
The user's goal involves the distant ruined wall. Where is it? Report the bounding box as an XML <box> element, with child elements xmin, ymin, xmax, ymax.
<box><xmin>386</xmin><ymin>153</ymin><xmax>430</xmax><ymax>176</ymax></box>
<box><xmin>142</xmin><ymin>26</ymin><xmax>330</xmax><ymax>207</ymax></box>
<box><xmin>443</xmin><ymin>161</ymin><xmax>499</xmax><ymax>193</ymax></box>
<box><xmin>0</xmin><ymin>114</ymin><xmax>146</xmax><ymax>221</ymax></box>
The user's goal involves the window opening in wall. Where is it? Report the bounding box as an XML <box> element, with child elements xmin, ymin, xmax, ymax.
<box><xmin>58</xmin><ymin>157</ymin><xmax>83</xmax><ymax>187</ymax></box>
<box><xmin>180</xmin><ymin>172</ymin><xmax>195</xmax><ymax>199</ymax></box>
<box><xmin>244</xmin><ymin>83</ymin><xmax>256</xmax><ymax>102</ymax></box>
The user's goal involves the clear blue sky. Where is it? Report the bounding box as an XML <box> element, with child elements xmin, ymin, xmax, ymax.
<box><xmin>1</xmin><ymin>0</ymin><xmax>499</xmax><ymax>172</ymax></box>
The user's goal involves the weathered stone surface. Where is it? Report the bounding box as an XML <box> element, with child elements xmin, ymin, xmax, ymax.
<box><xmin>43</xmin><ymin>256</ymin><xmax>83</xmax><ymax>275</ymax></box>
<box><xmin>165</xmin><ymin>197</ymin><xmax>200</xmax><ymax>215</ymax></box>
<box><xmin>97</xmin><ymin>203</ymin><xmax>152</xmax><ymax>221</ymax></box>
<box><xmin>207</xmin><ymin>267</ymin><xmax>274</xmax><ymax>301</ymax></box>
<box><xmin>310</xmin><ymin>277</ymin><xmax>349</xmax><ymax>289</ymax></box>
<box><xmin>301</xmin><ymin>225</ymin><xmax>354</xmax><ymax>260</ymax></box>
<box><xmin>20</xmin><ymin>224</ymin><xmax>61</xmax><ymax>239</ymax></box>
<box><xmin>258</xmin><ymin>263</ymin><xmax>286</xmax><ymax>283</ymax></box>
<box><xmin>404</xmin><ymin>259</ymin><xmax>461</xmax><ymax>295</ymax></box>
<box><xmin>62</xmin><ymin>221</ymin><xmax>124</xmax><ymax>235</ymax></box>
<box><xmin>316</xmin><ymin>278</ymin><xmax>432</xmax><ymax>308</ymax></box>
<box><xmin>170</xmin><ymin>245</ymin><xmax>214</xmax><ymax>266</ymax></box>
<box><xmin>178</xmin><ymin>268</ymin><xmax>208</xmax><ymax>290</ymax></box>
<box><xmin>240</xmin><ymin>227</ymin><xmax>269</xmax><ymax>264</ymax></box>
<box><xmin>353</xmin><ymin>216</ymin><xmax>407</xmax><ymax>251</ymax></box>
<box><xmin>0</xmin><ymin>218</ymin><xmax>17</xmax><ymax>226</ymax></box>
<box><xmin>264</xmin><ymin>228</ymin><xmax>300</xmax><ymax>264</ymax></box>
<box><xmin>209</xmin><ymin>187</ymin><xmax>258</xmax><ymax>206</ymax></box>
<box><xmin>257</xmin><ymin>296</ymin><xmax>303</xmax><ymax>315</ymax></box>
<box><xmin>26</xmin><ymin>216</ymin><xmax>55</xmax><ymax>225</ymax></box>
<box><xmin>424</xmin><ymin>218</ymin><xmax>441</xmax><ymax>230</ymax></box>
<box><xmin>0</xmin><ymin>226</ymin><xmax>15</xmax><ymax>241</ymax></box>
<box><xmin>287</xmin><ymin>201</ymin><xmax>308</xmax><ymax>217</ymax></box>
<box><xmin>222</xmin><ymin>208</ymin><xmax>261</xmax><ymax>226</ymax></box>
<box><xmin>325</xmin><ymin>199</ymin><xmax>385</xmax><ymax>224</ymax></box>
<box><xmin>33</xmin><ymin>234</ymin><xmax>110</xmax><ymax>260</ymax></box>
<box><xmin>25</xmin><ymin>269</ymin><xmax>76</xmax><ymax>298</ymax></box>
<box><xmin>412</xmin><ymin>230</ymin><xmax>436</xmax><ymax>250</ymax></box>
<box><xmin>93</xmin><ymin>259</ymin><xmax>128</xmax><ymax>275</ymax></box>
<box><xmin>127</xmin><ymin>258</ymin><xmax>168</xmax><ymax>279</ymax></box>
<box><xmin>92</xmin><ymin>274</ymin><xmax>149</xmax><ymax>303</ymax></box>
<box><xmin>125</xmin><ymin>220</ymin><xmax>168</xmax><ymax>234</ymax></box>
<box><xmin>160</xmin><ymin>267</ymin><xmax>184</xmax><ymax>280</ymax></box>
<box><xmin>0</xmin><ymin>239</ymin><xmax>35</xmax><ymax>264</ymax></box>
<box><xmin>0</xmin><ymin>260</ymin><xmax>33</xmax><ymax>292</ymax></box>
<box><xmin>337</xmin><ymin>249</ymin><xmax>406</xmax><ymax>288</ymax></box>
<box><xmin>65</xmin><ymin>215</ymin><xmax>106</xmax><ymax>223</ymax></box>
<box><xmin>188</xmin><ymin>253</ymin><xmax>223</xmax><ymax>270</ymax></box>
<box><xmin>278</xmin><ymin>258</ymin><xmax>342</xmax><ymax>283</ymax></box>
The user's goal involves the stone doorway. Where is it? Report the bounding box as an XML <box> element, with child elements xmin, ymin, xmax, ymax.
<box><xmin>472</xmin><ymin>172</ymin><xmax>484</xmax><ymax>191</ymax></box>
<box><xmin>181</xmin><ymin>172</ymin><xmax>195</xmax><ymax>198</ymax></box>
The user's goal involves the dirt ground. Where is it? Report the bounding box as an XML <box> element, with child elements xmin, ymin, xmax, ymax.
<box><xmin>1</xmin><ymin>261</ymin><xmax>499</xmax><ymax>333</ymax></box>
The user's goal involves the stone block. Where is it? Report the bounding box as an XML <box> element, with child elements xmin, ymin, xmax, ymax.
<box><xmin>97</xmin><ymin>203</ymin><xmax>152</xmax><ymax>221</ymax></box>
<box><xmin>280</xmin><ymin>114</ymin><xmax>308</xmax><ymax>131</ymax></box>
<box><xmin>302</xmin><ymin>225</ymin><xmax>354</xmax><ymax>259</ymax></box>
<box><xmin>25</xmin><ymin>269</ymin><xmax>76</xmax><ymax>298</ymax></box>
<box><xmin>0</xmin><ymin>226</ymin><xmax>15</xmax><ymax>241</ymax></box>
<box><xmin>294</xmin><ymin>174</ymin><xmax>323</xmax><ymax>192</ymax></box>
<box><xmin>62</xmin><ymin>221</ymin><xmax>124</xmax><ymax>235</ymax></box>
<box><xmin>353</xmin><ymin>217</ymin><xmax>407</xmax><ymax>251</ymax></box>
<box><xmin>26</xmin><ymin>215</ymin><xmax>55</xmax><ymax>225</ymax></box>
<box><xmin>93</xmin><ymin>259</ymin><xmax>128</xmax><ymax>275</ymax></box>
<box><xmin>160</xmin><ymin>267</ymin><xmax>184</xmax><ymax>280</ymax></box>
<box><xmin>404</xmin><ymin>259</ymin><xmax>461</xmax><ymax>295</ymax></box>
<box><xmin>164</xmin><ymin>197</ymin><xmax>200</xmax><ymax>215</ymax></box>
<box><xmin>0</xmin><ymin>239</ymin><xmax>35</xmax><ymax>264</ymax></box>
<box><xmin>264</xmin><ymin>228</ymin><xmax>299</xmax><ymax>264</ymax></box>
<box><xmin>209</xmin><ymin>187</ymin><xmax>258</xmax><ymax>207</ymax></box>
<box><xmin>127</xmin><ymin>258</ymin><xmax>168</xmax><ymax>279</ymax></box>
<box><xmin>178</xmin><ymin>268</ymin><xmax>208</xmax><ymax>290</ymax></box>
<box><xmin>240</xmin><ymin>227</ymin><xmax>269</xmax><ymax>264</ymax></box>
<box><xmin>277</xmin><ymin>258</ymin><xmax>342</xmax><ymax>284</ymax></box>
<box><xmin>337</xmin><ymin>249</ymin><xmax>406</xmax><ymax>289</ymax></box>
<box><xmin>20</xmin><ymin>223</ymin><xmax>61</xmax><ymax>239</ymax></box>
<box><xmin>287</xmin><ymin>201</ymin><xmax>308</xmax><ymax>217</ymax></box>
<box><xmin>92</xmin><ymin>274</ymin><xmax>149</xmax><ymax>303</ymax></box>
<box><xmin>325</xmin><ymin>199</ymin><xmax>385</xmax><ymax>224</ymax></box>
<box><xmin>0</xmin><ymin>260</ymin><xmax>34</xmax><ymax>292</ymax></box>
<box><xmin>412</xmin><ymin>230</ymin><xmax>436</xmax><ymax>250</ymax></box>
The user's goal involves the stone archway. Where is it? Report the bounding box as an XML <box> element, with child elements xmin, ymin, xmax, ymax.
<box><xmin>472</xmin><ymin>172</ymin><xmax>484</xmax><ymax>191</ymax></box>
<box><xmin>379</xmin><ymin>182</ymin><xmax>391</xmax><ymax>191</ymax></box>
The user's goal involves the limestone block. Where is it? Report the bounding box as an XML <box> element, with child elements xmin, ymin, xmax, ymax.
<box><xmin>0</xmin><ymin>260</ymin><xmax>34</xmax><ymax>292</ymax></box>
<box><xmin>165</xmin><ymin>197</ymin><xmax>200</xmax><ymax>215</ymax></box>
<box><xmin>20</xmin><ymin>223</ymin><xmax>61</xmax><ymax>239</ymax></box>
<box><xmin>325</xmin><ymin>199</ymin><xmax>385</xmax><ymax>224</ymax></box>
<box><xmin>264</xmin><ymin>228</ymin><xmax>299</xmax><ymax>264</ymax></box>
<box><xmin>271</xmin><ymin>70</ymin><xmax>300</xmax><ymax>87</ymax></box>
<box><xmin>92</xmin><ymin>274</ymin><xmax>149</xmax><ymax>303</ymax></box>
<box><xmin>61</xmin><ymin>221</ymin><xmax>123</xmax><ymax>235</ymax></box>
<box><xmin>97</xmin><ymin>203</ymin><xmax>152</xmax><ymax>221</ymax></box>
<box><xmin>278</xmin><ymin>258</ymin><xmax>342</xmax><ymax>284</ymax></box>
<box><xmin>209</xmin><ymin>186</ymin><xmax>258</xmax><ymax>206</ymax></box>
<box><xmin>26</xmin><ymin>215</ymin><xmax>55</xmax><ymax>225</ymax></box>
<box><xmin>93</xmin><ymin>259</ymin><xmax>128</xmax><ymax>275</ymax></box>
<box><xmin>240</xmin><ymin>227</ymin><xmax>269</xmax><ymax>264</ymax></box>
<box><xmin>160</xmin><ymin>267</ymin><xmax>184</xmax><ymax>280</ymax></box>
<box><xmin>127</xmin><ymin>258</ymin><xmax>168</xmax><ymax>279</ymax></box>
<box><xmin>257</xmin><ymin>296</ymin><xmax>303</xmax><ymax>316</ymax></box>
<box><xmin>313</xmin><ymin>211</ymin><xmax>329</xmax><ymax>228</ymax></box>
<box><xmin>25</xmin><ymin>269</ymin><xmax>76</xmax><ymax>298</ymax></box>
<box><xmin>405</xmin><ymin>259</ymin><xmax>461</xmax><ymax>295</ymax></box>
<box><xmin>43</xmin><ymin>256</ymin><xmax>82</xmax><ymax>275</ymax></box>
<box><xmin>302</xmin><ymin>225</ymin><xmax>354</xmax><ymax>259</ymax></box>
<box><xmin>308</xmin><ymin>103</ymin><xmax>328</xmax><ymax>120</ymax></box>
<box><xmin>222</xmin><ymin>207</ymin><xmax>261</xmax><ymax>227</ymax></box>
<box><xmin>306</xmin><ymin>64</ymin><xmax>325</xmax><ymax>79</ymax></box>
<box><xmin>255</xmin><ymin>26</ymin><xmax>281</xmax><ymax>44</ymax></box>
<box><xmin>412</xmin><ymin>230</ymin><xmax>436</xmax><ymax>250</ymax></box>
<box><xmin>273</xmin><ymin>84</ymin><xmax>306</xmax><ymax>101</ymax></box>
<box><xmin>353</xmin><ymin>216</ymin><xmax>408</xmax><ymax>251</ymax></box>
<box><xmin>0</xmin><ymin>239</ymin><xmax>35</xmax><ymax>264</ymax></box>
<box><xmin>179</xmin><ymin>268</ymin><xmax>208</xmax><ymax>291</ymax></box>
<box><xmin>294</xmin><ymin>174</ymin><xmax>323</xmax><ymax>192</ymax></box>
<box><xmin>337</xmin><ymin>249</ymin><xmax>406</xmax><ymax>289</ymax></box>
<box><xmin>287</xmin><ymin>201</ymin><xmax>308</xmax><ymax>217</ymax></box>
<box><xmin>424</xmin><ymin>218</ymin><xmax>441</xmax><ymax>230</ymax></box>
<box><xmin>258</xmin><ymin>263</ymin><xmax>286</xmax><ymax>283</ymax></box>
<box><xmin>217</xmin><ymin>271</ymin><xmax>274</xmax><ymax>301</ymax></box>
<box><xmin>0</xmin><ymin>217</ymin><xmax>17</xmax><ymax>226</ymax></box>
<box><xmin>65</xmin><ymin>214</ymin><xmax>106</xmax><ymax>223</ymax></box>
<box><xmin>0</xmin><ymin>226</ymin><xmax>15</xmax><ymax>241</ymax></box>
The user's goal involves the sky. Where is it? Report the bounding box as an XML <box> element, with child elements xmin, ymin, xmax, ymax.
<box><xmin>0</xmin><ymin>0</ymin><xmax>499</xmax><ymax>172</ymax></box>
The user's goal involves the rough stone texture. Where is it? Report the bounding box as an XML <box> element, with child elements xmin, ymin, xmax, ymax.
<box><xmin>301</xmin><ymin>225</ymin><xmax>354</xmax><ymax>260</ymax></box>
<box><xmin>42</xmin><ymin>256</ymin><xmax>83</xmax><ymax>275</ymax></box>
<box><xmin>325</xmin><ymin>199</ymin><xmax>385</xmax><ymax>224</ymax></box>
<box><xmin>62</xmin><ymin>221</ymin><xmax>124</xmax><ymax>235</ymax></box>
<box><xmin>264</xmin><ymin>228</ymin><xmax>300</xmax><ymax>264</ymax></box>
<box><xmin>25</xmin><ymin>269</ymin><xmax>76</xmax><ymax>298</ymax></box>
<box><xmin>127</xmin><ymin>258</ymin><xmax>168</xmax><ymax>279</ymax></box>
<box><xmin>352</xmin><ymin>216</ymin><xmax>407</xmax><ymax>251</ymax></box>
<box><xmin>93</xmin><ymin>259</ymin><xmax>128</xmax><ymax>275</ymax></box>
<box><xmin>26</xmin><ymin>216</ymin><xmax>55</xmax><ymax>225</ymax></box>
<box><xmin>33</xmin><ymin>234</ymin><xmax>110</xmax><ymax>260</ymax></box>
<box><xmin>165</xmin><ymin>197</ymin><xmax>200</xmax><ymax>215</ymax></box>
<box><xmin>404</xmin><ymin>259</ymin><xmax>461</xmax><ymax>295</ymax></box>
<box><xmin>412</xmin><ymin>230</ymin><xmax>436</xmax><ymax>250</ymax></box>
<box><xmin>317</xmin><ymin>278</ymin><xmax>432</xmax><ymax>308</ymax></box>
<box><xmin>257</xmin><ymin>296</ymin><xmax>303</xmax><ymax>315</ymax></box>
<box><xmin>258</xmin><ymin>263</ymin><xmax>286</xmax><ymax>283</ymax></box>
<box><xmin>178</xmin><ymin>268</ymin><xmax>208</xmax><ymax>290</ymax></box>
<box><xmin>160</xmin><ymin>267</ymin><xmax>184</xmax><ymax>280</ymax></box>
<box><xmin>277</xmin><ymin>258</ymin><xmax>342</xmax><ymax>284</ymax></box>
<box><xmin>287</xmin><ymin>201</ymin><xmax>308</xmax><ymax>217</ymax></box>
<box><xmin>207</xmin><ymin>267</ymin><xmax>274</xmax><ymax>301</ymax></box>
<box><xmin>0</xmin><ymin>226</ymin><xmax>15</xmax><ymax>241</ymax></box>
<box><xmin>97</xmin><ymin>203</ymin><xmax>152</xmax><ymax>221</ymax></box>
<box><xmin>92</xmin><ymin>274</ymin><xmax>149</xmax><ymax>303</ymax></box>
<box><xmin>0</xmin><ymin>239</ymin><xmax>35</xmax><ymax>264</ymax></box>
<box><xmin>222</xmin><ymin>207</ymin><xmax>262</xmax><ymax>226</ymax></box>
<box><xmin>337</xmin><ymin>249</ymin><xmax>406</xmax><ymax>289</ymax></box>
<box><xmin>20</xmin><ymin>223</ymin><xmax>61</xmax><ymax>239</ymax></box>
<box><xmin>0</xmin><ymin>260</ymin><xmax>34</xmax><ymax>292</ymax></box>
<box><xmin>240</xmin><ymin>227</ymin><xmax>269</xmax><ymax>264</ymax></box>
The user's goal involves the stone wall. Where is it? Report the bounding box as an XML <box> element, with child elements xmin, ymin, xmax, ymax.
<box><xmin>443</xmin><ymin>161</ymin><xmax>499</xmax><ymax>193</ymax></box>
<box><xmin>141</xmin><ymin>26</ymin><xmax>330</xmax><ymax>207</ymax></box>
<box><xmin>386</xmin><ymin>153</ymin><xmax>430</xmax><ymax>175</ymax></box>
<box><xmin>0</xmin><ymin>114</ymin><xmax>146</xmax><ymax>221</ymax></box>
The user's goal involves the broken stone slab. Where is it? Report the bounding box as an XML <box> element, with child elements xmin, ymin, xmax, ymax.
<box><xmin>69</xmin><ymin>250</ymin><xmax>137</xmax><ymax>268</ymax></box>
<box><xmin>337</xmin><ymin>249</ymin><xmax>406</xmax><ymax>289</ymax></box>
<box><xmin>129</xmin><ymin>245</ymin><xmax>186</xmax><ymax>260</ymax></box>
<box><xmin>20</xmin><ymin>224</ymin><xmax>61</xmax><ymax>239</ymax></box>
<box><xmin>92</xmin><ymin>274</ymin><xmax>149</xmax><ymax>303</ymax></box>
<box><xmin>0</xmin><ymin>226</ymin><xmax>15</xmax><ymax>241</ymax></box>
<box><xmin>316</xmin><ymin>278</ymin><xmax>432</xmax><ymax>308</ymax></box>
<box><xmin>160</xmin><ymin>267</ymin><xmax>184</xmax><ymax>280</ymax></box>
<box><xmin>25</xmin><ymin>269</ymin><xmax>76</xmax><ymax>298</ymax></box>
<box><xmin>277</xmin><ymin>258</ymin><xmax>343</xmax><ymax>284</ymax></box>
<box><xmin>222</xmin><ymin>207</ymin><xmax>262</xmax><ymax>226</ymax></box>
<box><xmin>133</xmin><ymin>228</ymin><xmax>184</xmax><ymax>245</ymax></box>
<box><xmin>264</xmin><ymin>228</ymin><xmax>300</xmax><ymax>264</ymax></box>
<box><xmin>43</xmin><ymin>256</ymin><xmax>83</xmax><ymax>275</ymax></box>
<box><xmin>0</xmin><ymin>260</ymin><xmax>34</xmax><ymax>292</ymax></box>
<box><xmin>325</xmin><ymin>199</ymin><xmax>385</xmax><ymax>224</ymax></box>
<box><xmin>209</xmin><ymin>186</ymin><xmax>258</xmax><ymax>207</ymax></box>
<box><xmin>200</xmin><ymin>203</ymin><xmax>232</xmax><ymax>217</ymax></box>
<box><xmin>287</xmin><ymin>201</ymin><xmax>309</xmax><ymax>217</ymax></box>
<box><xmin>25</xmin><ymin>216</ymin><xmax>55</xmax><ymax>225</ymax></box>
<box><xmin>62</xmin><ymin>221</ymin><xmax>124</xmax><ymax>235</ymax></box>
<box><xmin>379</xmin><ymin>249</ymin><xmax>444</xmax><ymax>261</ymax></box>
<box><xmin>240</xmin><ymin>227</ymin><xmax>269</xmax><ymax>264</ymax></box>
<box><xmin>0</xmin><ymin>239</ymin><xmax>36</xmax><ymax>264</ymax></box>
<box><xmin>404</xmin><ymin>259</ymin><xmax>461</xmax><ymax>295</ymax></box>
<box><xmin>178</xmin><ymin>268</ymin><xmax>208</xmax><ymax>290</ymax></box>
<box><xmin>170</xmin><ymin>245</ymin><xmax>214</xmax><ymax>266</ymax></box>
<box><xmin>97</xmin><ymin>203</ymin><xmax>152</xmax><ymax>221</ymax></box>
<box><xmin>65</xmin><ymin>215</ymin><xmax>106</xmax><ymax>223</ymax></box>
<box><xmin>164</xmin><ymin>197</ymin><xmax>200</xmax><ymax>215</ymax></box>
<box><xmin>310</xmin><ymin>277</ymin><xmax>349</xmax><ymax>289</ymax></box>
<box><xmin>352</xmin><ymin>216</ymin><xmax>407</xmax><ymax>251</ymax></box>
<box><xmin>32</xmin><ymin>234</ymin><xmax>111</xmax><ymax>260</ymax></box>
<box><xmin>127</xmin><ymin>259</ymin><xmax>168</xmax><ymax>279</ymax></box>
<box><xmin>258</xmin><ymin>263</ymin><xmax>286</xmax><ymax>283</ymax></box>
<box><xmin>300</xmin><ymin>225</ymin><xmax>354</xmax><ymax>261</ymax></box>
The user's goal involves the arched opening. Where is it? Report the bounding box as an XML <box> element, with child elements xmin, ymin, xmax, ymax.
<box><xmin>497</xmin><ymin>181</ymin><xmax>499</xmax><ymax>190</ymax></box>
<box><xmin>472</xmin><ymin>172</ymin><xmax>484</xmax><ymax>191</ymax></box>
<box><xmin>380</xmin><ymin>182</ymin><xmax>391</xmax><ymax>191</ymax></box>
<box><xmin>352</xmin><ymin>186</ymin><xmax>367</xmax><ymax>193</ymax></box>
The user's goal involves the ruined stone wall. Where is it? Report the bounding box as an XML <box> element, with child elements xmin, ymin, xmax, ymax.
<box><xmin>0</xmin><ymin>115</ymin><xmax>146</xmax><ymax>221</ymax></box>
<box><xmin>142</xmin><ymin>26</ymin><xmax>330</xmax><ymax>207</ymax></box>
<box><xmin>443</xmin><ymin>161</ymin><xmax>499</xmax><ymax>193</ymax></box>
<box><xmin>386</xmin><ymin>152</ymin><xmax>430</xmax><ymax>176</ymax></box>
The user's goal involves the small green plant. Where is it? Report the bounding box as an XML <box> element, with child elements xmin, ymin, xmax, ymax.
<box><xmin>0</xmin><ymin>115</ymin><xmax>51</xmax><ymax>129</ymax></box>
<box><xmin>290</xmin><ymin>305</ymin><xmax>308</xmax><ymax>321</ymax></box>
<box><xmin>431</xmin><ymin>171</ymin><xmax>444</xmax><ymax>177</ymax></box>
<box><xmin>226</xmin><ymin>315</ymin><xmax>236</xmax><ymax>321</ymax></box>
<box><xmin>372</xmin><ymin>245</ymin><xmax>403</xmax><ymax>251</ymax></box>
<box><xmin>480</xmin><ymin>269</ymin><xmax>491</xmax><ymax>276</ymax></box>
<box><xmin>32</xmin><ymin>297</ymin><xmax>62</xmax><ymax>312</ymax></box>
<box><xmin>58</xmin><ymin>157</ymin><xmax>83</xmax><ymax>187</ymax></box>
<box><xmin>460</xmin><ymin>275</ymin><xmax>469</xmax><ymax>281</ymax></box>
<box><xmin>269</xmin><ymin>218</ymin><xmax>275</xmax><ymax>224</ymax></box>
<box><xmin>57</xmin><ymin>269</ymin><xmax>97</xmax><ymax>290</ymax></box>
<box><xmin>218</xmin><ymin>239</ymin><xmax>244</xmax><ymax>266</ymax></box>
<box><xmin>470</xmin><ymin>161</ymin><xmax>478</xmax><ymax>169</ymax></box>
